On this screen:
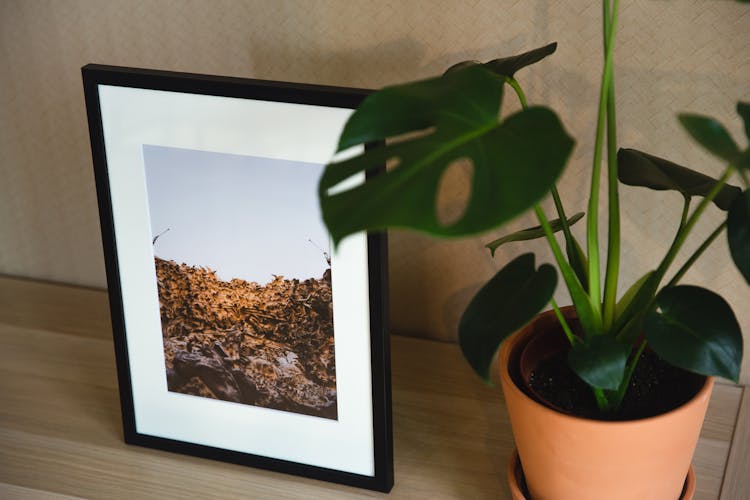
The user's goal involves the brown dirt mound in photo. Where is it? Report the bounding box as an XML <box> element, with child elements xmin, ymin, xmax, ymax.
<box><xmin>155</xmin><ymin>257</ymin><xmax>337</xmax><ymax>419</ymax></box>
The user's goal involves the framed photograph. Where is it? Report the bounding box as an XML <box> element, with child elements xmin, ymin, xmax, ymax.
<box><xmin>82</xmin><ymin>65</ymin><xmax>392</xmax><ymax>492</ymax></box>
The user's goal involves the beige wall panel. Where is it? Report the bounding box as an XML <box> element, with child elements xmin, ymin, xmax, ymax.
<box><xmin>1</xmin><ymin>1</ymin><xmax>749</xmax><ymax>381</ymax></box>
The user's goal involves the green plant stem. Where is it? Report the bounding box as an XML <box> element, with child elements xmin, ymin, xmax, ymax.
<box><xmin>550</xmin><ymin>298</ymin><xmax>576</xmax><ymax>346</ymax></box>
<box><xmin>506</xmin><ymin>76</ymin><xmax>584</xmax><ymax>287</ymax></box>
<box><xmin>535</xmin><ymin>205</ymin><xmax>576</xmax><ymax>281</ymax></box>
<box><xmin>593</xmin><ymin>387</ymin><xmax>609</xmax><ymax>412</ymax></box>
<box><xmin>601</xmin><ymin>0</ymin><xmax>621</xmax><ymax>333</ymax></box>
<box><xmin>603</xmin><ymin>0</ymin><xmax>611</xmax><ymax>49</ymax></box>
<box><xmin>551</xmin><ymin>186</ymin><xmax>590</xmax><ymax>290</ymax></box>
<box><xmin>610</xmin><ymin>340</ymin><xmax>647</xmax><ymax>408</ymax></box>
<box><xmin>609</xmin><ymin>198</ymin><xmax>705</xmax><ymax>344</ymax></box>
<box><xmin>550</xmin><ymin>186</ymin><xmax>568</xmax><ymax>226</ymax></box>
<box><xmin>506</xmin><ymin>77</ymin><xmax>573</xmax><ymax>245</ymax></box>
<box><xmin>550</xmin><ymin>186</ymin><xmax>579</xmax><ymax>263</ymax></box>
<box><xmin>586</xmin><ymin>0</ymin><xmax>620</xmax><ymax>318</ymax></box>
<box><xmin>506</xmin><ymin>77</ymin><xmax>568</xmax><ymax>240</ymax></box>
<box><xmin>615</xmin><ymin>172</ymin><xmax>731</xmax><ymax>345</ymax></box>
<box><xmin>539</xmin><ymin>202</ymin><xmax>609</xmax><ymax>410</ymax></box>
<box><xmin>653</xmin><ymin>169</ymin><xmax>732</xmax><ymax>287</ymax></box>
<box><xmin>680</xmin><ymin>195</ymin><xmax>691</xmax><ymax>228</ymax></box>
<box><xmin>505</xmin><ymin>77</ymin><xmax>528</xmax><ymax>109</ymax></box>
<box><xmin>645</xmin><ymin>196</ymin><xmax>691</xmax><ymax>286</ymax></box>
<box><xmin>603</xmin><ymin>0</ymin><xmax>617</xmax><ymax>51</ymax></box>
<box><xmin>666</xmin><ymin>221</ymin><xmax>727</xmax><ymax>288</ymax></box>
<box><xmin>535</xmin><ymin>205</ymin><xmax>601</xmax><ymax>337</ymax></box>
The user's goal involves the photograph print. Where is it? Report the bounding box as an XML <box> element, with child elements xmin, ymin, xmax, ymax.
<box><xmin>143</xmin><ymin>145</ymin><xmax>338</xmax><ymax>420</ymax></box>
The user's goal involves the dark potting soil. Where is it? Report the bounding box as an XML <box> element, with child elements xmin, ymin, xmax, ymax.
<box><xmin>528</xmin><ymin>349</ymin><xmax>705</xmax><ymax>421</ymax></box>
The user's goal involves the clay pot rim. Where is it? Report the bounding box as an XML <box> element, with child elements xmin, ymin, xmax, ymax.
<box><xmin>498</xmin><ymin>309</ymin><xmax>715</xmax><ymax>427</ymax></box>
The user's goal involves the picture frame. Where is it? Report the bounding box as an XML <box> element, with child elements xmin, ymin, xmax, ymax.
<box><xmin>82</xmin><ymin>64</ymin><xmax>393</xmax><ymax>492</ymax></box>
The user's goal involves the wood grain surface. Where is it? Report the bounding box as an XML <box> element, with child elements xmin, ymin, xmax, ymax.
<box><xmin>0</xmin><ymin>276</ymin><xmax>745</xmax><ymax>499</ymax></box>
<box><xmin>720</xmin><ymin>389</ymin><xmax>750</xmax><ymax>500</ymax></box>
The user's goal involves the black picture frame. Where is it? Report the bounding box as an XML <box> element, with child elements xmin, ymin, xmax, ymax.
<box><xmin>82</xmin><ymin>64</ymin><xmax>392</xmax><ymax>493</ymax></box>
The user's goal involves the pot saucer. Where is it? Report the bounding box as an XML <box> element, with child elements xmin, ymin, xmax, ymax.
<box><xmin>507</xmin><ymin>449</ymin><xmax>696</xmax><ymax>500</ymax></box>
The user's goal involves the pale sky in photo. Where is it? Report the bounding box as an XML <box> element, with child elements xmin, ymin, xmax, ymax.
<box><xmin>142</xmin><ymin>145</ymin><xmax>330</xmax><ymax>284</ymax></box>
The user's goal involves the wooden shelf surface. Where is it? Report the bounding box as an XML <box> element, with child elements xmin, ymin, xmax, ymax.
<box><xmin>0</xmin><ymin>276</ymin><xmax>745</xmax><ymax>499</ymax></box>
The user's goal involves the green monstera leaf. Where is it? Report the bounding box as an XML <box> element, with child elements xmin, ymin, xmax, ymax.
<box><xmin>645</xmin><ymin>286</ymin><xmax>743</xmax><ymax>382</ymax></box>
<box><xmin>445</xmin><ymin>42</ymin><xmax>558</xmax><ymax>78</ymax></box>
<box><xmin>319</xmin><ymin>64</ymin><xmax>575</xmax><ymax>245</ymax></box>
<box><xmin>728</xmin><ymin>190</ymin><xmax>750</xmax><ymax>284</ymax></box>
<box><xmin>485</xmin><ymin>212</ymin><xmax>584</xmax><ymax>256</ymax></box>
<box><xmin>737</xmin><ymin>102</ymin><xmax>750</xmax><ymax>168</ymax></box>
<box><xmin>459</xmin><ymin>253</ymin><xmax>557</xmax><ymax>383</ymax></box>
<box><xmin>679</xmin><ymin>113</ymin><xmax>746</xmax><ymax>167</ymax></box>
<box><xmin>738</xmin><ymin>102</ymin><xmax>750</xmax><ymax>142</ymax></box>
<box><xmin>484</xmin><ymin>42</ymin><xmax>558</xmax><ymax>78</ymax></box>
<box><xmin>617</xmin><ymin>148</ymin><xmax>741</xmax><ymax>210</ymax></box>
<box><xmin>568</xmin><ymin>335</ymin><xmax>630</xmax><ymax>391</ymax></box>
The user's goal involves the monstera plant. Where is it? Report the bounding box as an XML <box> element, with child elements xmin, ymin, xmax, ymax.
<box><xmin>318</xmin><ymin>5</ymin><xmax>748</xmax><ymax>416</ymax></box>
<box><xmin>318</xmin><ymin>1</ymin><xmax>748</xmax><ymax>497</ymax></box>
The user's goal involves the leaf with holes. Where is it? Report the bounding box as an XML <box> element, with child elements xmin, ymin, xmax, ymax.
<box><xmin>728</xmin><ymin>189</ymin><xmax>750</xmax><ymax>284</ymax></box>
<box><xmin>617</xmin><ymin>148</ymin><xmax>741</xmax><ymax>210</ymax></box>
<box><xmin>459</xmin><ymin>253</ymin><xmax>557</xmax><ymax>383</ymax></box>
<box><xmin>485</xmin><ymin>212</ymin><xmax>584</xmax><ymax>256</ymax></box>
<box><xmin>644</xmin><ymin>286</ymin><xmax>743</xmax><ymax>382</ymax></box>
<box><xmin>319</xmin><ymin>64</ymin><xmax>574</xmax><ymax>245</ymax></box>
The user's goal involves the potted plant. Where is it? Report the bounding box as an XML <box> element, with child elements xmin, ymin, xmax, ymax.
<box><xmin>317</xmin><ymin>1</ymin><xmax>749</xmax><ymax>499</ymax></box>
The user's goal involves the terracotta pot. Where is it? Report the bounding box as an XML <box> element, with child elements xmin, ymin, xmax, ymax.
<box><xmin>499</xmin><ymin>307</ymin><xmax>713</xmax><ymax>500</ymax></box>
<box><xmin>506</xmin><ymin>449</ymin><xmax>697</xmax><ymax>500</ymax></box>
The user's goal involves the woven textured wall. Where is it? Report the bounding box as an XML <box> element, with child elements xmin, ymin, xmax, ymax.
<box><xmin>1</xmin><ymin>1</ymin><xmax>749</xmax><ymax>382</ymax></box>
